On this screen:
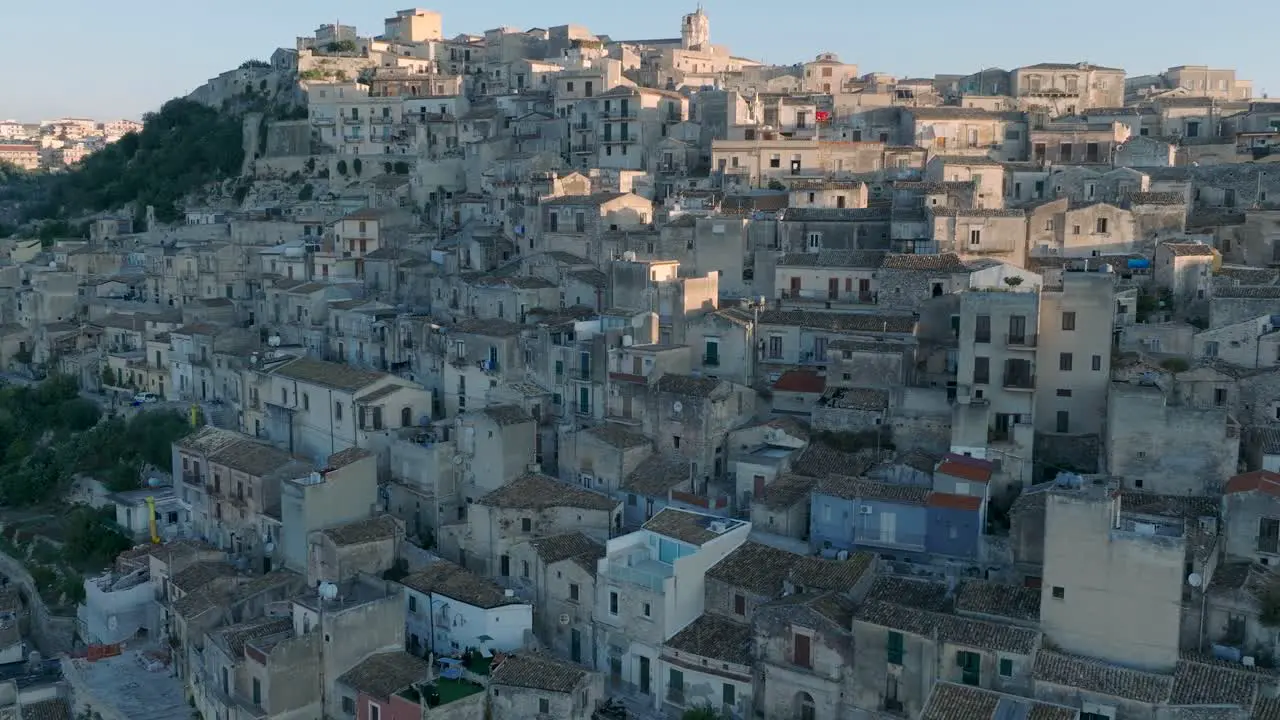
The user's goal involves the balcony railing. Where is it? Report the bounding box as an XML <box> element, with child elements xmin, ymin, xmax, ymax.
<box><xmin>1002</xmin><ymin>373</ymin><xmax>1036</xmax><ymax>390</ymax></box>
<box><xmin>579</xmin><ymin>367</ymin><xmax>591</xmax><ymax>381</ymax></box>
<box><xmin>205</xmin><ymin>482</ymin><xmax>221</xmax><ymax>496</ymax></box>
<box><xmin>1258</xmin><ymin>535</ymin><xmax>1280</xmax><ymax>555</ymax></box>
<box><xmin>370</xmin><ymin>115</ymin><xmax>395</xmax><ymax>124</ymax></box>
<box><xmin>851</xmin><ymin>528</ymin><xmax>928</xmax><ymax>550</ymax></box>
<box><xmin>182</xmin><ymin>472</ymin><xmax>204</xmax><ymax>487</ymax></box>
<box><xmin>975</xmin><ymin>333</ymin><xmax>991</xmax><ymax>344</ymax></box>
<box><xmin>1005</xmin><ymin>333</ymin><xmax>1038</xmax><ymax>348</ymax></box>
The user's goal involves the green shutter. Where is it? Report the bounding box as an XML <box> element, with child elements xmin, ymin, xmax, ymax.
<box><xmin>887</xmin><ymin>631</ymin><xmax>904</xmax><ymax>664</ymax></box>
<box><xmin>669</xmin><ymin>669</ymin><xmax>683</xmax><ymax>690</ymax></box>
<box><xmin>723</xmin><ymin>683</ymin><xmax>735</xmax><ymax>706</ymax></box>
<box><xmin>999</xmin><ymin>658</ymin><xmax>1013</xmax><ymax>677</ymax></box>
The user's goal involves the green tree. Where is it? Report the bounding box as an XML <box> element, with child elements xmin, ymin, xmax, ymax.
<box><xmin>298</xmin><ymin>183</ymin><xmax>314</xmax><ymax>201</ymax></box>
<box><xmin>393</xmin><ymin>161</ymin><xmax>410</xmax><ymax>175</ymax></box>
<box><xmin>336</xmin><ymin>160</ymin><xmax>348</xmax><ymax>176</ymax></box>
<box><xmin>352</xmin><ymin>158</ymin><xmax>363</xmax><ymax>176</ymax></box>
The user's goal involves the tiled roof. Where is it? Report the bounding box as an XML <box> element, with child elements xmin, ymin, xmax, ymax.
<box><xmin>337</xmin><ymin>651</ymin><xmax>432</xmax><ymax>699</ymax></box>
<box><xmin>1170</xmin><ymin>658</ymin><xmax>1259</xmax><ymax>706</ymax></box>
<box><xmin>326</xmin><ymin>446</ymin><xmax>371</xmax><ymax>470</ymax></box>
<box><xmin>478</xmin><ymin>473</ymin><xmax>619</xmax><ymax>511</ymax></box>
<box><xmin>929</xmin><ymin>206</ymin><xmax>1026</xmax><ymax>218</ymax></box>
<box><xmin>482</xmin><ymin>404</ymin><xmax>534</xmax><ymax>426</ymax></box>
<box><xmin>1224</xmin><ymin>470</ymin><xmax>1280</xmax><ymax>497</ymax></box>
<box><xmin>621</xmin><ymin>454</ymin><xmax>690</xmax><ymax>496</ymax></box>
<box><xmin>1162</xmin><ymin>242</ymin><xmax>1216</xmax><ymax>257</ymax></box>
<box><xmin>217</xmin><ymin>617</ymin><xmax>293</xmax><ymax>657</ymax></box>
<box><xmin>529</xmin><ymin>533</ymin><xmax>605</xmax><ymax>566</ymax></box>
<box><xmin>1255</xmin><ymin>696</ymin><xmax>1280</xmax><ymax>720</ymax></box>
<box><xmin>921</xmin><ymin>682</ymin><xmax>1077</xmax><ymax>720</ymax></box>
<box><xmin>757</xmin><ymin>473</ymin><xmax>818</xmax><ymax>510</ymax></box>
<box><xmin>763</xmin><ymin>590</ymin><xmax>857</xmax><ymax>628</ymax></box>
<box><xmin>401</xmin><ymin>560</ymin><xmax>522</xmax><ymax>609</ymax></box>
<box><xmin>931</xmin><ymin>155</ymin><xmax>1007</xmax><ymax>167</ymax></box>
<box><xmin>955</xmin><ymin>580</ymin><xmax>1040</xmax><ymax>622</ymax></box>
<box><xmin>817</xmin><ymin>475</ymin><xmax>930</xmax><ymax>505</ymax></box>
<box><xmin>856</xmin><ymin>599</ymin><xmax>1040</xmax><ymax>654</ymax></box>
<box><xmin>1032</xmin><ymin>649</ymin><xmax>1172</xmax><ymax>703</ymax></box>
<box><xmin>663</xmin><ymin>613</ymin><xmax>753</xmax><ymax>665</ymax></box>
<box><xmin>491</xmin><ymin>653</ymin><xmax>589</xmax><ymax>693</ymax></box>
<box><xmin>171</xmin><ymin>561</ymin><xmax>235</xmax><ymax>594</ymax></box>
<box><xmin>792</xmin><ymin>443</ymin><xmax>877</xmax><ymax>478</ymax></box>
<box><xmin>20</xmin><ymin>698</ymin><xmax>72</xmax><ymax>720</ymax></box>
<box><xmin>936</xmin><ymin>454</ymin><xmax>995</xmax><ymax>483</ymax></box>
<box><xmin>654</xmin><ymin>373</ymin><xmax>723</xmax><ymax>398</ymax></box>
<box><xmin>756</xmin><ymin>309</ymin><xmax>916</xmax><ymax>334</ymax></box>
<box><xmin>542</xmin><ymin>191</ymin><xmax>631</xmax><ymax>207</ymax></box>
<box><xmin>880</xmin><ymin>252</ymin><xmax>968</xmax><ymax>272</ymax></box>
<box><xmin>209</xmin><ymin>438</ymin><xmax>297</xmax><ymax>477</ymax></box>
<box><xmin>584</xmin><ymin>424</ymin><xmax>650</xmax><ymax>450</ymax></box>
<box><xmin>865</xmin><ymin>576</ymin><xmax>953</xmax><ymax>611</ymax></box>
<box><xmin>642</xmin><ymin>508</ymin><xmax>741</xmax><ymax>546</ymax></box>
<box><xmin>1119</xmin><ymin>490</ymin><xmax>1219</xmax><ymax>521</ymax></box>
<box><xmin>777</xmin><ymin>250</ymin><xmax>886</xmax><ymax>268</ymax></box>
<box><xmin>704</xmin><ymin>541</ymin><xmax>802</xmax><ymax>596</ymax></box>
<box><xmin>928</xmin><ymin>493</ymin><xmax>983</xmax><ymax>511</ymax></box>
<box><xmin>780</xmin><ymin>207</ymin><xmax>891</xmax><ymax>222</ymax></box>
<box><xmin>1127</xmin><ymin>191</ymin><xmax>1186</xmax><ymax>205</ymax></box>
<box><xmin>322</xmin><ymin>514</ymin><xmax>402</xmax><ymax>546</ymax></box>
<box><xmin>820</xmin><ymin>386</ymin><xmax>889</xmax><ymax>411</ymax></box>
<box><xmin>452</xmin><ymin>317</ymin><xmax>524</xmax><ymax>337</ymax></box>
<box><xmin>1216</xmin><ymin>286</ymin><xmax>1280</xmax><ymax>299</ymax></box>
<box><xmin>773</xmin><ymin>370</ymin><xmax>825</xmax><ymax>394</ymax></box>
<box><xmin>787</xmin><ymin>552</ymin><xmax>875</xmax><ymax>594</ymax></box>
<box><xmin>1209</xmin><ymin>563</ymin><xmax>1280</xmax><ymax>603</ymax></box>
<box><xmin>273</xmin><ymin>356</ymin><xmax>385</xmax><ymax>391</ymax></box>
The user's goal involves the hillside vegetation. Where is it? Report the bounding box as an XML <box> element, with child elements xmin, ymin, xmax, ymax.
<box><xmin>26</xmin><ymin>98</ymin><xmax>245</xmax><ymax>225</ymax></box>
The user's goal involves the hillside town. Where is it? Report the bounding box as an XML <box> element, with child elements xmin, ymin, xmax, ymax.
<box><xmin>0</xmin><ymin>118</ymin><xmax>143</xmax><ymax>171</ymax></box>
<box><xmin>4</xmin><ymin>6</ymin><xmax>1280</xmax><ymax>720</ymax></box>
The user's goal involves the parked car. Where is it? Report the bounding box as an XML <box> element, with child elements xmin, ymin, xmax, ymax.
<box><xmin>131</xmin><ymin>392</ymin><xmax>160</xmax><ymax>406</ymax></box>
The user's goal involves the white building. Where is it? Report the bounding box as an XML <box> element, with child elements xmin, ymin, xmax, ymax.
<box><xmin>399</xmin><ymin>559</ymin><xmax>533</xmax><ymax>655</ymax></box>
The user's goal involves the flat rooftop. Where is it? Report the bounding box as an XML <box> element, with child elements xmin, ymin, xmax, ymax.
<box><xmin>62</xmin><ymin>647</ymin><xmax>189</xmax><ymax>720</ymax></box>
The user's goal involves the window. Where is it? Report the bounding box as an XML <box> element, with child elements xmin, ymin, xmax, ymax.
<box><xmin>1073</xmin><ymin>225</ymin><xmax>1081</xmax><ymax>235</ymax></box>
<box><xmin>768</xmin><ymin>336</ymin><xmax>783</xmax><ymax>359</ymax></box>
<box><xmin>1096</xmin><ymin>218</ymin><xmax>1108</xmax><ymax>234</ymax></box>
<box><xmin>609</xmin><ymin>591</ymin><xmax>619</xmax><ymax>615</ymax></box>
<box><xmin>1092</xmin><ymin>354</ymin><xmax>1102</xmax><ymax>371</ymax></box>
<box><xmin>1053</xmin><ymin>585</ymin><xmax>1065</xmax><ymax>599</ymax></box>
<box><xmin>969</xmin><ymin>228</ymin><xmax>982</xmax><ymax>245</ymax></box>
<box><xmin>807</xmin><ymin>232</ymin><xmax>822</xmax><ymax>249</ymax></box>
<box><xmin>999</xmin><ymin>658</ymin><xmax>1014</xmax><ymax>678</ymax></box>
<box><xmin>1056</xmin><ymin>411</ymin><xmax>1070</xmax><ymax>433</ymax></box>
<box><xmin>887</xmin><ymin>630</ymin><xmax>904</xmax><ymax>664</ymax></box>
<box><xmin>409</xmin><ymin>595</ymin><xmax>417</xmax><ymax>613</ymax></box>
<box><xmin>334</xmin><ymin>401</ymin><xmax>343</xmax><ymax>421</ymax></box>
<box><xmin>643</xmin><ymin>602</ymin><xmax>651</xmax><ymax>617</ymax></box>
<box><xmin>1204</xmin><ymin>341</ymin><xmax>1219</xmax><ymax>358</ymax></box>
<box><xmin>569</xmin><ymin>583</ymin><xmax>580</xmax><ymax>602</ymax></box>
<box><xmin>342</xmin><ymin>697</ymin><xmax>355</xmax><ymax>714</ymax></box>
<box><xmin>1056</xmin><ymin>389</ymin><xmax>1072</xmax><ymax>397</ymax></box>
<box><xmin>369</xmin><ymin>702</ymin><xmax>381</xmax><ymax>720</ymax></box>
<box><xmin>668</xmin><ymin>669</ymin><xmax>684</xmax><ymax>702</ymax></box>
<box><xmin>539</xmin><ymin>698</ymin><xmax>550</xmax><ymax>714</ymax></box>
<box><xmin>521</xmin><ymin>517</ymin><xmax>532</xmax><ymax>532</ymax></box>
<box><xmin>253</xmin><ymin>678</ymin><xmax>262</xmax><ymax>705</ymax></box>
<box><xmin>1061</xmin><ymin>311</ymin><xmax>1076</xmax><ymax>331</ymax></box>
<box><xmin>1059</xmin><ymin>353</ymin><xmax>1073</xmax><ymax>371</ymax></box>
<box><xmin>957</xmin><ymin>650</ymin><xmax>981</xmax><ymax>686</ymax></box>
<box><xmin>1215</xmin><ymin>388</ymin><xmax>1228</xmax><ymax>406</ymax></box>
<box><xmin>673</xmin><ymin>436</ymin><xmax>681</xmax><ymax>449</ymax></box>
<box><xmin>734</xmin><ymin>594</ymin><xmax>746</xmax><ymax>616</ymax></box>
<box><xmin>975</xmin><ymin>315</ymin><xmax>991</xmax><ymax>343</ymax></box>
<box><xmin>793</xmin><ymin>632</ymin><xmax>812</xmax><ymax>668</ymax></box>
<box><xmin>723</xmin><ymin>683</ymin><xmax>735</xmax><ymax>708</ymax></box>
<box><xmin>973</xmin><ymin>356</ymin><xmax>990</xmax><ymax>384</ymax></box>
<box><xmin>302</xmin><ymin>393</ymin><xmax>310</xmax><ymax>411</ymax></box>
<box><xmin>770</xmin><ymin>153</ymin><xmax>780</xmax><ymax>168</ymax></box>
<box><xmin>500</xmin><ymin>555</ymin><xmax>510</xmax><ymax>576</ymax></box>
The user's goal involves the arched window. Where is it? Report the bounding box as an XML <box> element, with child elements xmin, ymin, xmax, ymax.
<box><xmin>401</xmin><ymin>406</ymin><xmax>412</xmax><ymax>427</ymax></box>
<box><xmin>796</xmin><ymin>692</ymin><xmax>816</xmax><ymax>720</ymax></box>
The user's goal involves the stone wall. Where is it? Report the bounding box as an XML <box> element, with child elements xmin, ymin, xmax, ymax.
<box><xmin>0</xmin><ymin>550</ymin><xmax>77</xmax><ymax>656</ymax></box>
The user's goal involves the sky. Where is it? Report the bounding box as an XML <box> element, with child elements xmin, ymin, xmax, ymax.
<box><xmin>2</xmin><ymin>0</ymin><xmax>1276</xmax><ymax>121</ymax></box>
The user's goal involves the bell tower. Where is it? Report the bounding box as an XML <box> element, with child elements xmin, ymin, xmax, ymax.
<box><xmin>680</xmin><ymin>6</ymin><xmax>709</xmax><ymax>51</ymax></box>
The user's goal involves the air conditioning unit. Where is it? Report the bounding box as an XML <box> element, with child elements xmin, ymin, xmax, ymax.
<box><xmin>859</xmin><ymin>505</ymin><xmax>874</xmax><ymax>515</ymax></box>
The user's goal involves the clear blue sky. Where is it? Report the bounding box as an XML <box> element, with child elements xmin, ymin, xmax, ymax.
<box><xmin>3</xmin><ymin>0</ymin><xmax>1274</xmax><ymax>121</ymax></box>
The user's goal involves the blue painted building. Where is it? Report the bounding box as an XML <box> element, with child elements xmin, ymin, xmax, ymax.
<box><xmin>810</xmin><ymin>476</ymin><xmax>929</xmax><ymax>554</ymax></box>
<box><xmin>925</xmin><ymin>493</ymin><xmax>985</xmax><ymax>558</ymax></box>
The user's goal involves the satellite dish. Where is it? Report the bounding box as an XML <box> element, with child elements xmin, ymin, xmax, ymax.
<box><xmin>453</xmin><ymin>455</ymin><xmax>464</xmax><ymax>465</ymax></box>
<box><xmin>672</xmin><ymin>400</ymin><xmax>683</xmax><ymax>413</ymax></box>
<box><xmin>1188</xmin><ymin>573</ymin><xmax>1203</xmax><ymax>588</ymax></box>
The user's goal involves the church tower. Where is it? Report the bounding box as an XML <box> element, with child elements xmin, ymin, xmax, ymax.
<box><xmin>680</xmin><ymin>6</ymin><xmax>709</xmax><ymax>51</ymax></box>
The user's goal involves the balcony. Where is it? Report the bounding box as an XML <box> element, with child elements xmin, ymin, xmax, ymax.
<box><xmin>227</xmin><ymin>493</ymin><xmax>248</xmax><ymax>509</ymax></box>
<box><xmin>340</xmin><ymin>115</ymin><xmax>364</xmax><ymax>125</ymax></box>
<box><xmin>602</xmin><ymin>553</ymin><xmax>671</xmax><ymax>593</ymax></box>
<box><xmin>1005</xmin><ymin>333</ymin><xmax>1037</xmax><ymax>349</ymax></box>
<box><xmin>601</xmin><ymin>109</ymin><xmax>638</xmax><ymax>121</ymax></box>
<box><xmin>370</xmin><ymin>115</ymin><xmax>395</xmax><ymax>125</ymax></box>
<box><xmin>205</xmin><ymin>482</ymin><xmax>222</xmax><ymax>496</ymax></box>
<box><xmin>851</xmin><ymin>528</ymin><xmax>927</xmax><ymax>551</ymax></box>
<box><xmin>1002</xmin><ymin>373</ymin><xmax>1036</xmax><ymax>390</ymax></box>
<box><xmin>182</xmin><ymin>472</ymin><xmax>204</xmax><ymax>487</ymax></box>
<box><xmin>975</xmin><ymin>333</ymin><xmax>991</xmax><ymax>344</ymax></box>
<box><xmin>578</xmin><ymin>367</ymin><xmax>591</xmax><ymax>381</ymax></box>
